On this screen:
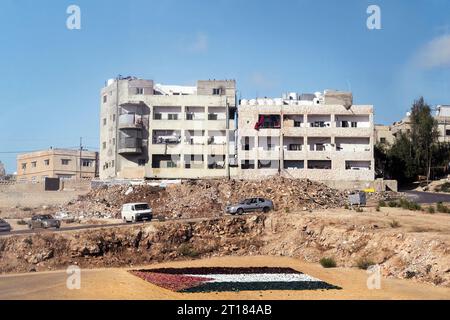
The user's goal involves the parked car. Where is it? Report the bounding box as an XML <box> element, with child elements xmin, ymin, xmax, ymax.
<box><xmin>121</xmin><ymin>203</ymin><xmax>153</xmax><ymax>223</ymax></box>
<box><xmin>0</xmin><ymin>219</ymin><xmax>12</xmax><ymax>233</ymax></box>
<box><xmin>28</xmin><ymin>214</ymin><xmax>61</xmax><ymax>230</ymax></box>
<box><xmin>225</xmin><ymin>198</ymin><xmax>274</xmax><ymax>215</ymax></box>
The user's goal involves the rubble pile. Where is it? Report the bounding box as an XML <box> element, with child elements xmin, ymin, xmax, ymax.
<box><xmin>63</xmin><ymin>177</ymin><xmax>347</xmax><ymax>219</ymax></box>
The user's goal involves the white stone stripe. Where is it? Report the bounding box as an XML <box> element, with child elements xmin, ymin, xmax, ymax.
<box><xmin>184</xmin><ymin>273</ymin><xmax>322</xmax><ymax>283</ymax></box>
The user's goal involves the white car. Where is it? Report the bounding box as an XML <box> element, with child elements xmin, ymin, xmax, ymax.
<box><xmin>121</xmin><ymin>203</ymin><xmax>153</xmax><ymax>223</ymax></box>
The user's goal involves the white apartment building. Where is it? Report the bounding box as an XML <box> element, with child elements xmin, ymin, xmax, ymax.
<box><xmin>100</xmin><ymin>77</ymin><xmax>237</xmax><ymax>180</ymax></box>
<box><xmin>237</xmin><ymin>91</ymin><xmax>375</xmax><ymax>182</ymax></box>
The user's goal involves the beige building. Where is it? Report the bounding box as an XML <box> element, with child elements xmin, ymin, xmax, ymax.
<box><xmin>374</xmin><ymin>124</ymin><xmax>395</xmax><ymax>145</ymax></box>
<box><xmin>16</xmin><ymin>148</ymin><xmax>98</xmax><ymax>182</ymax></box>
<box><xmin>237</xmin><ymin>91</ymin><xmax>374</xmax><ymax>182</ymax></box>
<box><xmin>100</xmin><ymin>78</ymin><xmax>374</xmax><ymax>183</ymax></box>
<box><xmin>100</xmin><ymin>77</ymin><xmax>237</xmax><ymax>180</ymax></box>
<box><xmin>388</xmin><ymin>105</ymin><xmax>450</xmax><ymax>144</ymax></box>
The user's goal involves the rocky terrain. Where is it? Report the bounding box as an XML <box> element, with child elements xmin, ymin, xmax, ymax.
<box><xmin>0</xmin><ymin>210</ymin><xmax>448</xmax><ymax>287</ymax></box>
<box><xmin>59</xmin><ymin>178</ymin><xmax>348</xmax><ymax>219</ymax></box>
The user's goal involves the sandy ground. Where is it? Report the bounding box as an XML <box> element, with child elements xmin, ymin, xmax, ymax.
<box><xmin>1</xmin><ymin>256</ymin><xmax>449</xmax><ymax>300</ymax></box>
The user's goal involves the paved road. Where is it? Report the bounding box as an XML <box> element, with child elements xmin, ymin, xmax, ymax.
<box><xmin>403</xmin><ymin>190</ymin><xmax>450</xmax><ymax>204</ymax></box>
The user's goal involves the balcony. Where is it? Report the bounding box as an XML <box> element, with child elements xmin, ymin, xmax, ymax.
<box><xmin>118</xmin><ymin>114</ymin><xmax>143</xmax><ymax>130</ymax></box>
<box><xmin>118</xmin><ymin>137</ymin><xmax>143</xmax><ymax>154</ymax></box>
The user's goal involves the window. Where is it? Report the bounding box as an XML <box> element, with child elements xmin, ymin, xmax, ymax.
<box><xmin>380</xmin><ymin>138</ymin><xmax>386</xmax><ymax>143</ymax></box>
<box><xmin>44</xmin><ymin>159</ymin><xmax>50</xmax><ymax>166</ymax></box>
<box><xmin>81</xmin><ymin>159</ymin><xmax>92</xmax><ymax>167</ymax></box>
<box><xmin>446</xmin><ymin>129</ymin><xmax>450</xmax><ymax>136</ymax></box>
<box><xmin>31</xmin><ymin>161</ymin><xmax>37</xmax><ymax>168</ymax></box>
<box><xmin>167</xmin><ymin>161</ymin><xmax>177</xmax><ymax>168</ymax></box>
<box><xmin>61</xmin><ymin>159</ymin><xmax>70</xmax><ymax>165</ymax></box>
<box><xmin>21</xmin><ymin>163</ymin><xmax>27</xmax><ymax>170</ymax></box>
<box><xmin>208</xmin><ymin>113</ymin><xmax>218</xmax><ymax>120</ymax></box>
<box><xmin>168</xmin><ymin>113</ymin><xmax>178</xmax><ymax>120</ymax></box>
<box><xmin>138</xmin><ymin>159</ymin><xmax>146</xmax><ymax>166</ymax></box>
<box><xmin>136</xmin><ymin>87</ymin><xmax>144</xmax><ymax>95</ymax></box>
<box><xmin>154</xmin><ymin>113</ymin><xmax>162</xmax><ymax>120</ymax></box>
<box><xmin>212</xmin><ymin>88</ymin><xmax>222</xmax><ymax>95</ymax></box>
<box><xmin>112</xmin><ymin>114</ymin><xmax>116</xmax><ymax>122</ymax></box>
<box><xmin>241</xmin><ymin>160</ymin><xmax>255</xmax><ymax>170</ymax></box>
<box><xmin>351</xmin><ymin>122</ymin><xmax>357</xmax><ymax>128</ymax></box>
<box><xmin>294</xmin><ymin>121</ymin><xmax>302</xmax><ymax>127</ymax></box>
<box><xmin>102</xmin><ymin>142</ymin><xmax>106</xmax><ymax>150</ymax></box>
<box><xmin>186</xmin><ymin>113</ymin><xmax>194</xmax><ymax>120</ymax></box>
<box><xmin>103</xmin><ymin>118</ymin><xmax>107</xmax><ymax>126</ymax></box>
<box><xmin>103</xmin><ymin>95</ymin><xmax>107</xmax><ymax>103</ymax></box>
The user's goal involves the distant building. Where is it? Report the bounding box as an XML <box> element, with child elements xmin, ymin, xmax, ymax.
<box><xmin>0</xmin><ymin>161</ymin><xmax>5</xmax><ymax>177</ymax></box>
<box><xmin>374</xmin><ymin>125</ymin><xmax>395</xmax><ymax>145</ymax></box>
<box><xmin>388</xmin><ymin>105</ymin><xmax>450</xmax><ymax>144</ymax></box>
<box><xmin>16</xmin><ymin>148</ymin><xmax>99</xmax><ymax>182</ymax></box>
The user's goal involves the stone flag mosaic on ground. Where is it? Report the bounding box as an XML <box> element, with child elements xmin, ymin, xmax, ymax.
<box><xmin>130</xmin><ymin>267</ymin><xmax>341</xmax><ymax>292</ymax></box>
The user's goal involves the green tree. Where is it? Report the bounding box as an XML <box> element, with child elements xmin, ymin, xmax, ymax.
<box><xmin>409</xmin><ymin>97</ymin><xmax>439</xmax><ymax>182</ymax></box>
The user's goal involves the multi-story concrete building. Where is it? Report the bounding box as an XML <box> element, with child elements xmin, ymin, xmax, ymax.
<box><xmin>16</xmin><ymin>148</ymin><xmax>98</xmax><ymax>182</ymax></box>
<box><xmin>100</xmin><ymin>77</ymin><xmax>237</xmax><ymax>180</ymax></box>
<box><xmin>237</xmin><ymin>91</ymin><xmax>374</xmax><ymax>182</ymax></box>
<box><xmin>99</xmin><ymin>77</ymin><xmax>374</xmax><ymax>184</ymax></box>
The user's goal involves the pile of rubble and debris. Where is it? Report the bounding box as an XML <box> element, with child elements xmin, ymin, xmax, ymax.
<box><xmin>59</xmin><ymin>178</ymin><xmax>347</xmax><ymax>219</ymax></box>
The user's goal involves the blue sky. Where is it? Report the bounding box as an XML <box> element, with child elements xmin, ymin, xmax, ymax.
<box><xmin>0</xmin><ymin>0</ymin><xmax>450</xmax><ymax>172</ymax></box>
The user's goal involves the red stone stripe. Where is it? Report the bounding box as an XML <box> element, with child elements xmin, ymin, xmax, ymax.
<box><xmin>130</xmin><ymin>271</ymin><xmax>213</xmax><ymax>292</ymax></box>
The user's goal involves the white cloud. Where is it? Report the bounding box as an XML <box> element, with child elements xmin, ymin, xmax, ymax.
<box><xmin>414</xmin><ymin>34</ymin><xmax>450</xmax><ymax>69</ymax></box>
<box><xmin>187</xmin><ymin>33</ymin><xmax>208</xmax><ymax>53</ymax></box>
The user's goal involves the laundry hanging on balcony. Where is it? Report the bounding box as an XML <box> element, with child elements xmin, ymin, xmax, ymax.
<box><xmin>254</xmin><ymin>115</ymin><xmax>265</xmax><ymax>130</ymax></box>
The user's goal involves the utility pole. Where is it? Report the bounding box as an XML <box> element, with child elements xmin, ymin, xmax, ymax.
<box><xmin>79</xmin><ymin>137</ymin><xmax>83</xmax><ymax>179</ymax></box>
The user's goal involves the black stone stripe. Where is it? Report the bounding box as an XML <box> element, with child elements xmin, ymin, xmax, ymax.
<box><xmin>179</xmin><ymin>281</ymin><xmax>342</xmax><ymax>293</ymax></box>
<box><xmin>136</xmin><ymin>267</ymin><xmax>303</xmax><ymax>275</ymax></box>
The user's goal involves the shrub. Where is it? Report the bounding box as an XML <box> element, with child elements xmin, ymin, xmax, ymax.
<box><xmin>177</xmin><ymin>243</ymin><xmax>199</xmax><ymax>258</ymax></box>
<box><xmin>355</xmin><ymin>207</ymin><xmax>364</xmax><ymax>213</ymax></box>
<box><xmin>344</xmin><ymin>204</ymin><xmax>349</xmax><ymax>210</ymax></box>
<box><xmin>378</xmin><ymin>200</ymin><xmax>386</xmax><ymax>207</ymax></box>
<box><xmin>388</xmin><ymin>201</ymin><xmax>398</xmax><ymax>208</ymax></box>
<box><xmin>376</xmin><ymin>206</ymin><xmax>380</xmax><ymax>212</ymax></box>
<box><xmin>426</xmin><ymin>206</ymin><xmax>435</xmax><ymax>214</ymax></box>
<box><xmin>436</xmin><ymin>182</ymin><xmax>450</xmax><ymax>193</ymax></box>
<box><xmin>16</xmin><ymin>219</ymin><xmax>27</xmax><ymax>225</ymax></box>
<box><xmin>356</xmin><ymin>258</ymin><xmax>376</xmax><ymax>270</ymax></box>
<box><xmin>319</xmin><ymin>257</ymin><xmax>337</xmax><ymax>268</ymax></box>
<box><xmin>21</xmin><ymin>207</ymin><xmax>32</xmax><ymax>212</ymax></box>
<box><xmin>389</xmin><ymin>220</ymin><xmax>401</xmax><ymax>228</ymax></box>
<box><xmin>436</xmin><ymin>202</ymin><xmax>450</xmax><ymax>213</ymax></box>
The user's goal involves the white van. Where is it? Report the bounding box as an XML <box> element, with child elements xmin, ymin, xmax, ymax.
<box><xmin>121</xmin><ymin>203</ymin><xmax>153</xmax><ymax>223</ymax></box>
